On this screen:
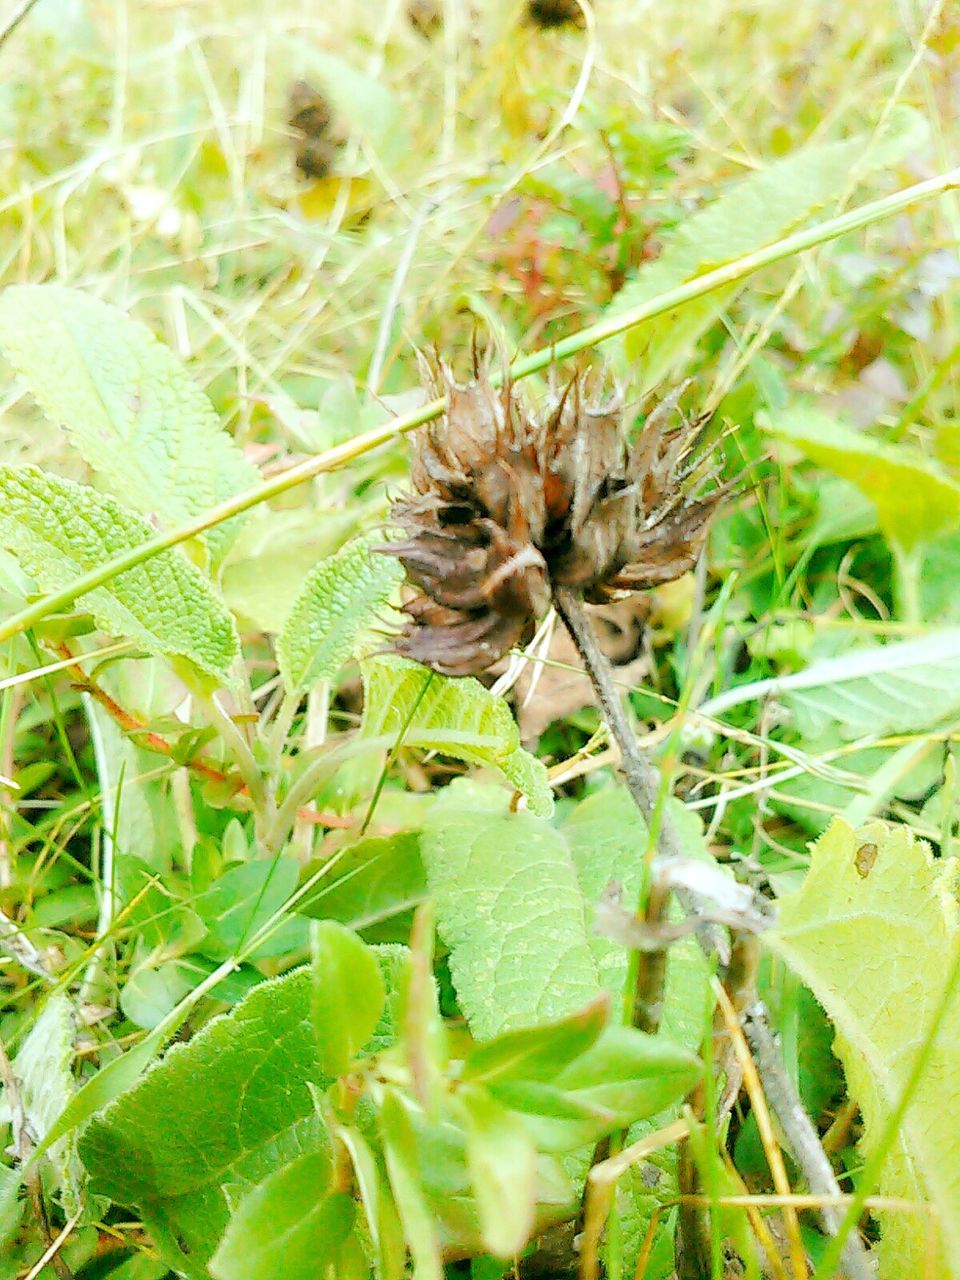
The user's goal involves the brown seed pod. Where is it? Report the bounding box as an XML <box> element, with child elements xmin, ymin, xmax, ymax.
<box><xmin>381</xmin><ymin>358</ymin><xmax>725</xmax><ymax>676</ymax></box>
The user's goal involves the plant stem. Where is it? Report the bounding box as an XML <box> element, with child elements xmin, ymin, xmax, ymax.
<box><xmin>552</xmin><ymin>587</ymin><xmax>680</xmax><ymax>855</ymax></box>
<box><xmin>743</xmin><ymin>1000</ymin><xmax>874</xmax><ymax>1280</ymax></box>
<box><xmin>552</xmin><ymin>585</ymin><xmax>681</xmax><ymax>1037</ymax></box>
<box><xmin>891</xmin><ymin>539</ymin><xmax>923</xmax><ymax>626</ymax></box>
<box><xmin>1</xmin><ymin>168</ymin><xmax>957</xmax><ymax>650</ymax></box>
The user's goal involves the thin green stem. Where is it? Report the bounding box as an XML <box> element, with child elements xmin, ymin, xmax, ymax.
<box><xmin>0</xmin><ymin>168</ymin><xmax>957</xmax><ymax>649</ymax></box>
<box><xmin>201</xmin><ymin>693</ymin><xmax>272</xmax><ymax>840</ymax></box>
<box><xmin>891</xmin><ymin>539</ymin><xmax>924</xmax><ymax>626</ymax></box>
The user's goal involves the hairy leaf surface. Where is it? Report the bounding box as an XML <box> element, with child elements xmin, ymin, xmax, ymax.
<box><xmin>361</xmin><ymin>655</ymin><xmax>552</xmax><ymax>817</ymax></box>
<box><xmin>0</xmin><ymin>285</ymin><xmax>257</xmax><ymax>559</ymax></box>
<box><xmin>421</xmin><ymin>786</ymin><xmax>598</xmax><ymax>1039</ymax></box>
<box><xmin>278</xmin><ymin>536</ymin><xmax>402</xmax><ymax>694</ymax></box>
<box><xmin>0</xmin><ymin>466</ymin><xmax>239</xmax><ymax>681</ymax></box>
<box><xmin>80</xmin><ymin>953</ymin><xmax>405</xmax><ymax>1275</ymax></box>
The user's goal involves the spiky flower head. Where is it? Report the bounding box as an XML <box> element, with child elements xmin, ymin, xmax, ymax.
<box><xmin>381</xmin><ymin>359</ymin><xmax>724</xmax><ymax>676</ymax></box>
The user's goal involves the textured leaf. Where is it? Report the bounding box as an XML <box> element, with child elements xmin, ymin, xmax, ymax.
<box><xmin>210</xmin><ymin>1154</ymin><xmax>355</xmax><ymax>1280</ymax></box>
<box><xmin>610</xmin><ymin>108</ymin><xmax>927</xmax><ymax>394</ymax></box>
<box><xmin>421</xmin><ymin>785</ymin><xmax>599</xmax><ymax>1038</ymax></box>
<box><xmin>0</xmin><ymin>285</ymin><xmax>257</xmax><ymax>559</ymax></box>
<box><xmin>699</xmin><ymin>627</ymin><xmax>960</xmax><ymax>741</ymax></box>
<box><xmin>4</xmin><ymin>996</ymin><xmax>83</xmax><ymax>1214</ymax></box>
<box><xmin>0</xmin><ymin>466</ymin><xmax>239</xmax><ymax>681</ymax></box>
<box><xmin>361</xmin><ymin>655</ymin><xmax>553</xmax><ymax>818</ymax></box>
<box><xmin>221</xmin><ymin>507</ymin><xmax>359</xmax><ymax>633</ymax></box>
<box><xmin>311</xmin><ymin>922</ymin><xmax>385</xmax><ymax>1075</ymax></box>
<box><xmin>766</xmin><ymin>819</ymin><xmax>960</xmax><ymax>1276</ymax></box>
<box><xmin>767</xmin><ymin>402</ymin><xmax>960</xmax><ymax>551</ymax></box>
<box><xmin>278</xmin><ymin>536</ymin><xmax>402</xmax><ymax>695</ymax></box>
<box><xmin>80</xmin><ymin>954</ymin><xmax>404</xmax><ymax>1275</ymax></box>
<box><xmin>564</xmin><ymin>789</ymin><xmax>713</xmax><ymax>1051</ymax></box>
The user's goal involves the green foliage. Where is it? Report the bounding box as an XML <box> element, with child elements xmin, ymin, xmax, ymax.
<box><xmin>767</xmin><ymin>819</ymin><xmax>960</xmax><ymax>1276</ymax></box>
<box><xmin>421</xmin><ymin>786</ymin><xmax>599</xmax><ymax>1037</ymax></box>
<box><xmin>610</xmin><ymin>107</ymin><xmax>927</xmax><ymax>394</ymax></box>
<box><xmin>0</xmin><ymin>997</ymin><xmax>82</xmax><ymax>1227</ymax></box>
<box><xmin>3</xmin><ymin>7</ymin><xmax>959</xmax><ymax>1277</ymax></box>
<box><xmin>361</xmin><ymin>656</ymin><xmax>553</xmax><ymax>817</ymax></box>
<box><xmin>0</xmin><ymin>285</ymin><xmax>257</xmax><ymax>560</ymax></box>
<box><xmin>0</xmin><ymin>466</ymin><xmax>239</xmax><ymax>681</ymax></box>
<box><xmin>196</xmin><ymin>857</ymin><xmax>302</xmax><ymax>958</ymax></box>
<box><xmin>210</xmin><ymin>1154</ymin><xmax>356</xmax><ymax>1280</ymax></box>
<box><xmin>297</xmin><ymin>832</ymin><xmax>428</xmax><ymax>930</ymax></box>
<box><xmin>456</xmin><ymin>1084</ymin><xmax>537</xmax><ymax>1257</ymax></box>
<box><xmin>311</xmin><ymin>920</ymin><xmax>386</xmax><ymax>1075</ymax></box>
<box><xmin>278</xmin><ymin>535</ymin><xmax>403</xmax><ymax>694</ymax></box>
<box><xmin>767</xmin><ymin>401</ymin><xmax>960</xmax><ymax>552</ymax></box>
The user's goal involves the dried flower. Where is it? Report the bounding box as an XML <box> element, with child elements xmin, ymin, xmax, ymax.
<box><xmin>381</xmin><ymin>359</ymin><xmax>723</xmax><ymax>676</ymax></box>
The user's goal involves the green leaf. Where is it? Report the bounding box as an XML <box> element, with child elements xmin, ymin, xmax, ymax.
<box><xmin>487</xmin><ymin>1023</ymin><xmax>699</xmax><ymax>1155</ymax></box>
<box><xmin>550</xmin><ymin>1025</ymin><xmax>700</xmax><ymax>1121</ymax></box>
<box><xmin>700</xmin><ymin>628</ymin><xmax>960</xmax><ymax>742</ymax></box>
<box><xmin>120</xmin><ymin>963</ymin><xmax>193</xmax><ymax>1031</ymax></box>
<box><xmin>0</xmin><ymin>466</ymin><xmax>239</xmax><ymax>681</ymax></box>
<box><xmin>4</xmin><ymin>996</ymin><xmax>83</xmax><ymax>1215</ymax></box>
<box><xmin>80</xmin><ymin>954</ymin><xmax>404</xmax><ymax>1275</ymax></box>
<box><xmin>421</xmin><ymin>786</ymin><xmax>599</xmax><ymax>1039</ymax></box>
<box><xmin>339</xmin><ymin>1126</ymin><xmax>406</xmax><ymax>1280</ymax></box>
<box><xmin>765</xmin><ymin>401</ymin><xmax>960</xmax><ymax>551</ymax></box>
<box><xmin>461</xmin><ymin>995</ymin><xmax>609</xmax><ymax>1085</ymax></box>
<box><xmin>278</xmin><ymin>535</ymin><xmax>402</xmax><ymax>694</ymax></box>
<box><xmin>457</xmin><ymin>1084</ymin><xmax>537</xmax><ymax>1258</ymax></box>
<box><xmin>297</xmin><ymin>832</ymin><xmax>428</xmax><ymax>929</ymax></box>
<box><xmin>311</xmin><ymin>921</ymin><xmax>385</xmax><ymax>1076</ymax></box>
<box><xmin>221</xmin><ymin>506</ymin><xmax>360</xmax><ymax>633</ymax></box>
<box><xmin>210</xmin><ymin>1153</ymin><xmax>355</xmax><ymax>1280</ymax></box>
<box><xmin>196</xmin><ymin>858</ymin><xmax>303</xmax><ymax>959</ymax></box>
<box><xmin>766</xmin><ymin>818</ymin><xmax>960</xmax><ymax>1277</ymax></box>
<box><xmin>379</xmin><ymin>1089</ymin><xmax>444</xmax><ymax>1280</ymax></box>
<box><xmin>0</xmin><ymin>285</ymin><xmax>257</xmax><ymax>560</ymax></box>
<box><xmin>361</xmin><ymin>655</ymin><xmax>553</xmax><ymax>818</ymax></box>
<box><xmin>0</xmin><ymin>1164</ymin><xmax>23</xmax><ymax>1248</ymax></box>
<box><xmin>610</xmin><ymin>108</ymin><xmax>928</xmax><ymax>394</ymax></box>
<box><xmin>565</xmin><ymin>789</ymin><xmax>713</xmax><ymax>1051</ymax></box>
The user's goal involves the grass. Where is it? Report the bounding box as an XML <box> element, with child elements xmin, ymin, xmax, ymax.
<box><xmin>1</xmin><ymin>1</ymin><xmax>959</xmax><ymax>1277</ymax></box>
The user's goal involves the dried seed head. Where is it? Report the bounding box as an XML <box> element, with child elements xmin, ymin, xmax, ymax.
<box><xmin>381</xmin><ymin>359</ymin><xmax>724</xmax><ymax>676</ymax></box>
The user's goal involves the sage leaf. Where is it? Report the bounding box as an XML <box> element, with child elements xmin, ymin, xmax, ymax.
<box><xmin>0</xmin><ymin>466</ymin><xmax>239</xmax><ymax>682</ymax></box>
<box><xmin>0</xmin><ymin>285</ymin><xmax>257</xmax><ymax>560</ymax></box>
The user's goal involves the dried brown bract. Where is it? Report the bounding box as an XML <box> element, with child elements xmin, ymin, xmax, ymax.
<box><xmin>381</xmin><ymin>359</ymin><xmax>724</xmax><ymax>676</ymax></box>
